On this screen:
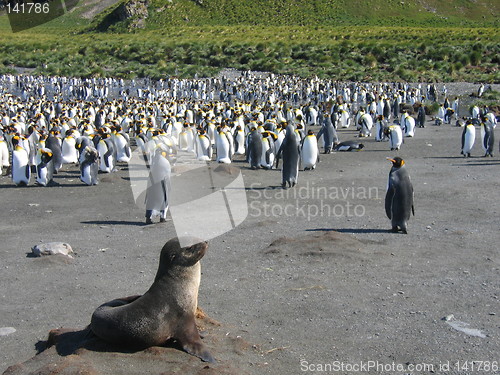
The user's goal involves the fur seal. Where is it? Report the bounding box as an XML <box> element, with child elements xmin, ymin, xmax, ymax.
<box><xmin>90</xmin><ymin>237</ymin><xmax>215</xmax><ymax>363</ymax></box>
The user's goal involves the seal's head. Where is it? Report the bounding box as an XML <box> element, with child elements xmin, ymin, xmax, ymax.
<box><xmin>158</xmin><ymin>237</ymin><xmax>208</xmax><ymax>271</ymax></box>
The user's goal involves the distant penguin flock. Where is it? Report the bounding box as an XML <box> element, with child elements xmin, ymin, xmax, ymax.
<box><xmin>0</xmin><ymin>73</ymin><xmax>497</xmax><ymax>232</ymax></box>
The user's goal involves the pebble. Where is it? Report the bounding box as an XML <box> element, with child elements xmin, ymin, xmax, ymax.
<box><xmin>0</xmin><ymin>327</ymin><xmax>16</xmax><ymax>336</ymax></box>
<box><xmin>443</xmin><ymin>314</ymin><xmax>454</xmax><ymax>321</ymax></box>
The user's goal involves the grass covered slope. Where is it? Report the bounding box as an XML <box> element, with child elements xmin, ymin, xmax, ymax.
<box><xmin>122</xmin><ymin>0</ymin><xmax>499</xmax><ymax>28</ymax></box>
<box><xmin>0</xmin><ymin>0</ymin><xmax>498</xmax><ymax>81</ymax></box>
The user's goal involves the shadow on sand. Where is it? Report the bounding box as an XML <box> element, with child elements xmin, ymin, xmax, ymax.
<box><xmin>306</xmin><ymin>228</ymin><xmax>391</xmax><ymax>234</ymax></box>
<box><xmin>81</xmin><ymin>220</ymin><xmax>145</xmax><ymax>227</ymax></box>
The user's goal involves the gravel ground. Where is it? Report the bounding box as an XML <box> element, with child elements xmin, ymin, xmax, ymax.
<box><xmin>0</xmin><ymin>80</ymin><xmax>499</xmax><ymax>375</ymax></box>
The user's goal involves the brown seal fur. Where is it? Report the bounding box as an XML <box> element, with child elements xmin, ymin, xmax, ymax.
<box><xmin>89</xmin><ymin>237</ymin><xmax>214</xmax><ymax>362</ymax></box>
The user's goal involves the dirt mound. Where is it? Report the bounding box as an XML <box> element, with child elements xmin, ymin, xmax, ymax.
<box><xmin>263</xmin><ymin>230</ymin><xmax>369</xmax><ymax>260</ymax></box>
<box><xmin>2</xmin><ymin>311</ymin><xmax>264</xmax><ymax>375</ymax></box>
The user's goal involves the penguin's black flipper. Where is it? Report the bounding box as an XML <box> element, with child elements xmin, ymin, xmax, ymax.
<box><xmin>275</xmin><ymin>143</ymin><xmax>283</xmax><ymax>169</ymax></box>
<box><xmin>37</xmin><ymin>163</ymin><xmax>43</xmax><ymax>179</ymax></box>
<box><xmin>161</xmin><ymin>180</ymin><xmax>169</xmax><ymax>206</ymax></box>
<box><xmin>227</xmin><ymin>134</ymin><xmax>234</xmax><ymax>160</ymax></box>
<box><xmin>234</xmin><ymin>136</ymin><xmax>240</xmax><ymax>155</ymax></box>
<box><xmin>265</xmin><ymin>147</ymin><xmax>272</xmax><ymax>166</ymax></box>
<box><xmin>385</xmin><ymin>186</ymin><xmax>394</xmax><ymax>220</ymax></box>
<box><xmin>461</xmin><ymin>126</ymin><xmax>466</xmax><ymax>152</ymax></box>
<box><xmin>412</xmin><ymin>204</ymin><xmax>415</xmax><ymax>216</ymax></box>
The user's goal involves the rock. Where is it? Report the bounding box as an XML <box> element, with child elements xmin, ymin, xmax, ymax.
<box><xmin>96</xmin><ymin>0</ymin><xmax>149</xmax><ymax>31</ymax></box>
<box><xmin>442</xmin><ymin>314</ymin><xmax>454</xmax><ymax>321</ymax></box>
<box><xmin>32</xmin><ymin>242</ymin><xmax>74</xmax><ymax>258</ymax></box>
<box><xmin>0</xmin><ymin>327</ymin><xmax>16</xmax><ymax>336</ymax></box>
<box><xmin>117</xmin><ymin>0</ymin><xmax>149</xmax><ymax>22</ymax></box>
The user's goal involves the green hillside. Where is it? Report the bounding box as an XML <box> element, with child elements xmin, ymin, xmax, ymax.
<box><xmin>94</xmin><ymin>0</ymin><xmax>499</xmax><ymax>30</ymax></box>
<box><xmin>0</xmin><ymin>0</ymin><xmax>498</xmax><ymax>82</ymax></box>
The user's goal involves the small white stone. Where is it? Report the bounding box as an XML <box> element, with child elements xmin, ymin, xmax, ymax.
<box><xmin>0</xmin><ymin>327</ymin><xmax>16</xmax><ymax>336</ymax></box>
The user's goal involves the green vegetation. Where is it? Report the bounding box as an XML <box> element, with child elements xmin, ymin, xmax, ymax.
<box><xmin>472</xmin><ymin>89</ymin><xmax>500</xmax><ymax>113</ymax></box>
<box><xmin>0</xmin><ymin>0</ymin><xmax>498</xmax><ymax>81</ymax></box>
<box><xmin>124</xmin><ymin>0</ymin><xmax>500</xmax><ymax>29</ymax></box>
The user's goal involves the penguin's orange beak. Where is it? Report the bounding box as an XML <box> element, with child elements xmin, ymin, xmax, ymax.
<box><xmin>386</xmin><ymin>157</ymin><xmax>396</xmax><ymax>163</ymax></box>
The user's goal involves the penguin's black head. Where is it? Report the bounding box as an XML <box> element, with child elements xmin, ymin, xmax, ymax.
<box><xmin>41</xmin><ymin>150</ymin><xmax>53</xmax><ymax>163</ymax></box>
<box><xmin>11</xmin><ymin>135</ymin><xmax>20</xmax><ymax>146</ymax></box>
<box><xmin>387</xmin><ymin>156</ymin><xmax>405</xmax><ymax>168</ymax></box>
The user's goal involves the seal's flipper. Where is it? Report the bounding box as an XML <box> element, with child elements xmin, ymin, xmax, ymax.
<box><xmin>178</xmin><ymin>319</ymin><xmax>215</xmax><ymax>363</ymax></box>
<box><xmin>182</xmin><ymin>340</ymin><xmax>215</xmax><ymax>363</ymax></box>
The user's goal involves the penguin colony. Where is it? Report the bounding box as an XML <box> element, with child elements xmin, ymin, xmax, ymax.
<box><xmin>0</xmin><ymin>74</ymin><xmax>497</xmax><ymax>232</ymax></box>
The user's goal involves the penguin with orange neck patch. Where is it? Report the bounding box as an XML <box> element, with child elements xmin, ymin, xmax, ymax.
<box><xmin>385</xmin><ymin>157</ymin><xmax>414</xmax><ymax>234</ymax></box>
<box><xmin>11</xmin><ymin>136</ymin><xmax>30</xmax><ymax>186</ymax></box>
<box><xmin>35</xmin><ymin>148</ymin><xmax>54</xmax><ymax>186</ymax></box>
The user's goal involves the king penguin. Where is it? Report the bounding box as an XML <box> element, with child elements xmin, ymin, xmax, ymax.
<box><xmin>480</xmin><ymin>118</ymin><xmax>494</xmax><ymax>157</ymax></box>
<box><xmin>97</xmin><ymin>133</ymin><xmax>116</xmax><ymax>173</ymax></box>
<box><xmin>112</xmin><ymin>125</ymin><xmax>131</xmax><ymax>163</ymax></box>
<box><xmin>195</xmin><ymin>129</ymin><xmax>212</xmax><ymax>161</ymax></box>
<box><xmin>301</xmin><ymin>130</ymin><xmax>319</xmax><ymax>170</ymax></box>
<box><xmin>316</xmin><ymin>112</ymin><xmax>337</xmax><ymax>153</ymax></box>
<box><xmin>145</xmin><ymin>146</ymin><xmax>171</xmax><ymax>224</ymax></box>
<box><xmin>358</xmin><ymin>112</ymin><xmax>373</xmax><ymax>138</ymax></box>
<box><xmin>233</xmin><ymin>125</ymin><xmax>246</xmax><ymax>155</ymax></box>
<box><xmin>385</xmin><ymin>125</ymin><xmax>403</xmax><ymax>151</ymax></box>
<box><xmin>80</xmin><ymin>146</ymin><xmax>99</xmax><ymax>186</ymax></box>
<box><xmin>45</xmin><ymin>131</ymin><xmax>63</xmax><ymax>174</ymax></box>
<box><xmin>385</xmin><ymin>157</ymin><xmax>414</xmax><ymax>234</ymax></box>
<box><xmin>260</xmin><ymin>131</ymin><xmax>276</xmax><ymax>169</ymax></box>
<box><xmin>215</xmin><ymin>128</ymin><xmax>232</xmax><ymax>164</ymax></box>
<box><xmin>461</xmin><ymin>120</ymin><xmax>476</xmax><ymax>157</ymax></box>
<box><xmin>61</xmin><ymin>130</ymin><xmax>78</xmax><ymax>164</ymax></box>
<box><xmin>0</xmin><ymin>134</ymin><xmax>10</xmax><ymax>175</ymax></box>
<box><xmin>334</xmin><ymin>140</ymin><xmax>364</xmax><ymax>152</ymax></box>
<box><xmin>11</xmin><ymin>136</ymin><xmax>30</xmax><ymax>186</ymax></box>
<box><xmin>246</xmin><ymin>127</ymin><xmax>263</xmax><ymax>170</ymax></box>
<box><xmin>375</xmin><ymin>115</ymin><xmax>387</xmax><ymax>142</ymax></box>
<box><xmin>401</xmin><ymin>112</ymin><xmax>416</xmax><ymax>137</ymax></box>
<box><xmin>35</xmin><ymin>148</ymin><xmax>54</xmax><ymax>186</ymax></box>
<box><xmin>276</xmin><ymin>124</ymin><xmax>300</xmax><ymax>188</ymax></box>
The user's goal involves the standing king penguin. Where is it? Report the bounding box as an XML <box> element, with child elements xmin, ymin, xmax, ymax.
<box><xmin>385</xmin><ymin>125</ymin><xmax>403</xmax><ymax>151</ymax></box>
<box><xmin>145</xmin><ymin>146</ymin><xmax>171</xmax><ymax>224</ymax></box>
<box><xmin>35</xmin><ymin>148</ymin><xmax>54</xmax><ymax>186</ymax></box>
<box><xmin>461</xmin><ymin>120</ymin><xmax>476</xmax><ymax>158</ymax></box>
<box><xmin>246</xmin><ymin>128</ymin><xmax>262</xmax><ymax>170</ymax></box>
<box><xmin>385</xmin><ymin>157</ymin><xmax>414</xmax><ymax>234</ymax></box>
<box><xmin>301</xmin><ymin>130</ymin><xmax>319</xmax><ymax>170</ymax></box>
<box><xmin>480</xmin><ymin>118</ymin><xmax>494</xmax><ymax>157</ymax></box>
<box><xmin>276</xmin><ymin>124</ymin><xmax>300</xmax><ymax>188</ymax></box>
<box><xmin>11</xmin><ymin>136</ymin><xmax>30</xmax><ymax>186</ymax></box>
<box><xmin>80</xmin><ymin>146</ymin><xmax>99</xmax><ymax>186</ymax></box>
